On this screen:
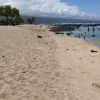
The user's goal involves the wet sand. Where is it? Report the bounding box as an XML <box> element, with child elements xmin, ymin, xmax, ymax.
<box><xmin>0</xmin><ymin>25</ymin><xmax>100</xmax><ymax>100</ymax></box>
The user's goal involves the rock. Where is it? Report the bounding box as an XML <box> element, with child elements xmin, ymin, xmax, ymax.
<box><xmin>92</xmin><ymin>35</ymin><xmax>96</xmax><ymax>37</ymax></box>
<box><xmin>91</xmin><ymin>50</ymin><xmax>98</xmax><ymax>53</ymax></box>
<box><xmin>37</xmin><ymin>35</ymin><xmax>42</xmax><ymax>38</ymax></box>
<box><xmin>2</xmin><ymin>56</ymin><xmax>5</xmax><ymax>58</ymax></box>
<box><xmin>92</xmin><ymin>83</ymin><xmax>100</xmax><ymax>89</ymax></box>
<box><xmin>66</xmin><ymin>32</ymin><xmax>73</xmax><ymax>36</ymax></box>
<box><xmin>55</xmin><ymin>32</ymin><xmax>64</xmax><ymax>34</ymax></box>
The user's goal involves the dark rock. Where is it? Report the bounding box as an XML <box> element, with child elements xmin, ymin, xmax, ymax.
<box><xmin>2</xmin><ymin>56</ymin><xmax>5</xmax><ymax>58</ymax></box>
<box><xmin>37</xmin><ymin>35</ymin><xmax>42</xmax><ymax>38</ymax></box>
<box><xmin>91</xmin><ymin>50</ymin><xmax>98</xmax><ymax>53</ymax></box>
<box><xmin>66</xmin><ymin>32</ymin><xmax>73</xmax><ymax>36</ymax></box>
<box><xmin>92</xmin><ymin>35</ymin><xmax>96</xmax><ymax>37</ymax></box>
<box><xmin>22</xmin><ymin>71</ymin><xmax>26</xmax><ymax>73</ymax></box>
<box><xmin>55</xmin><ymin>32</ymin><xmax>64</xmax><ymax>34</ymax></box>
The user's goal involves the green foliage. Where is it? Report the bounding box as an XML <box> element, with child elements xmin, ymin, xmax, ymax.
<box><xmin>0</xmin><ymin>6</ymin><xmax>4</xmax><ymax>16</ymax></box>
<box><xmin>4</xmin><ymin>5</ymin><xmax>11</xmax><ymax>16</ymax></box>
<box><xmin>11</xmin><ymin>8</ymin><xmax>19</xmax><ymax>17</ymax></box>
<box><xmin>0</xmin><ymin>5</ymin><xmax>23</xmax><ymax>25</ymax></box>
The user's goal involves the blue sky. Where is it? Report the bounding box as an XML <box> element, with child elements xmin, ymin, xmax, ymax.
<box><xmin>0</xmin><ymin>0</ymin><xmax>100</xmax><ymax>20</ymax></box>
<box><xmin>62</xmin><ymin>0</ymin><xmax>100</xmax><ymax>14</ymax></box>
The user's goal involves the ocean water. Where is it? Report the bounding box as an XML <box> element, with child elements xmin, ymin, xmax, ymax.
<box><xmin>63</xmin><ymin>26</ymin><xmax>100</xmax><ymax>47</ymax></box>
<box><xmin>35</xmin><ymin>17</ymin><xmax>98</xmax><ymax>24</ymax></box>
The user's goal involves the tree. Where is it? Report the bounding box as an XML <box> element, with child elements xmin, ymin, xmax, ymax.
<box><xmin>0</xmin><ymin>6</ymin><xmax>4</xmax><ymax>16</ymax></box>
<box><xmin>0</xmin><ymin>5</ymin><xmax>23</xmax><ymax>25</ymax></box>
<box><xmin>11</xmin><ymin>7</ymin><xmax>19</xmax><ymax>17</ymax></box>
<box><xmin>4</xmin><ymin>5</ymin><xmax>11</xmax><ymax>23</ymax></box>
<box><xmin>14</xmin><ymin>15</ymin><xmax>22</xmax><ymax>25</ymax></box>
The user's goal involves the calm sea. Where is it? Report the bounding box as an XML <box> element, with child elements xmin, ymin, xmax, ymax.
<box><xmin>35</xmin><ymin>17</ymin><xmax>98</xmax><ymax>24</ymax></box>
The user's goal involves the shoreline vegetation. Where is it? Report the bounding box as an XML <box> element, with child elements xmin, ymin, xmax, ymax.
<box><xmin>0</xmin><ymin>5</ymin><xmax>23</xmax><ymax>25</ymax></box>
<box><xmin>0</xmin><ymin>5</ymin><xmax>36</xmax><ymax>25</ymax></box>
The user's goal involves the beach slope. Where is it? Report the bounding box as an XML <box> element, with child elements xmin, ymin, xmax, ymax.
<box><xmin>0</xmin><ymin>25</ymin><xmax>100</xmax><ymax>100</ymax></box>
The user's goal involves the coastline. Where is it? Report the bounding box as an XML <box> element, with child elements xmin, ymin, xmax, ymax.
<box><xmin>0</xmin><ymin>25</ymin><xmax>100</xmax><ymax>100</ymax></box>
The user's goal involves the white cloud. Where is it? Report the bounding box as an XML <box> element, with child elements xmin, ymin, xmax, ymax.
<box><xmin>0</xmin><ymin>0</ymin><xmax>100</xmax><ymax>20</ymax></box>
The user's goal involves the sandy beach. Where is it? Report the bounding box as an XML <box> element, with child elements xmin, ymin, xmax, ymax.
<box><xmin>0</xmin><ymin>25</ymin><xmax>100</xmax><ymax>100</ymax></box>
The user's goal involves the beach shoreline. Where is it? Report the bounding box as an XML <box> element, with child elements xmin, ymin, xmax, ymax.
<box><xmin>0</xmin><ymin>24</ymin><xmax>100</xmax><ymax>100</ymax></box>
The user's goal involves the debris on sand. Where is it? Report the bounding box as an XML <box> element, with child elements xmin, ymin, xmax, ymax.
<box><xmin>92</xmin><ymin>83</ymin><xmax>100</xmax><ymax>89</ymax></box>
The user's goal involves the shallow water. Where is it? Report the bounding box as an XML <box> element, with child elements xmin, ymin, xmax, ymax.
<box><xmin>60</xmin><ymin>26</ymin><xmax>100</xmax><ymax>47</ymax></box>
<box><xmin>72</xmin><ymin>26</ymin><xmax>100</xmax><ymax>47</ymax></box>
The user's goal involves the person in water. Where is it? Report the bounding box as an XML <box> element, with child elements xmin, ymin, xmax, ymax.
<box><xmin>98</xmin><ymin>28</ymin><xmax>100</xmax><ymax>32</ymax></box>
<box><xmin>83</xmin><ymin>32</ymin><xmax>87</xmax><ymax>40</ymax></box>
<box><xmin>88</xmin><ymin>27</ymin><xmax>90</xmax><ymax>32</ymax></box>
<box><xmin>93</xmin><ymin>27</ymin><xmax>95</xmax><ymax>32</ymax></box>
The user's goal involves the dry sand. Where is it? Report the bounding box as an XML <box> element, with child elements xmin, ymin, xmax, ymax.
<box><xmin>0</xmin><ymin>25</ymin><xmax>100</xmax><ymax>100</ymax></box>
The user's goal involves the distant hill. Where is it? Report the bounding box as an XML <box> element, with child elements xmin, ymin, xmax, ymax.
<box><xmin>22</xmin><ymin>16</ymin><xmax>100</xmax><ymax>24</ymax></box>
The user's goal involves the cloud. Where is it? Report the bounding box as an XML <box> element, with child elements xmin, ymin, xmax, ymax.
<box><xmin>0</xmin><ymin>0</ymin><xmax>100</xmax><ymax>20</ymax></box>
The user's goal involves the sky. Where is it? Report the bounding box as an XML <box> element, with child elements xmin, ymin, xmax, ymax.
<box><xmin>62</xmin><ymin>0</ymin><xmax>100</xmax><ymax>14</ymax></box>
<box><xmin>0</xmin><ymin>0</ymin><xmax>100</xmax><ymax>20</ymax></box>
